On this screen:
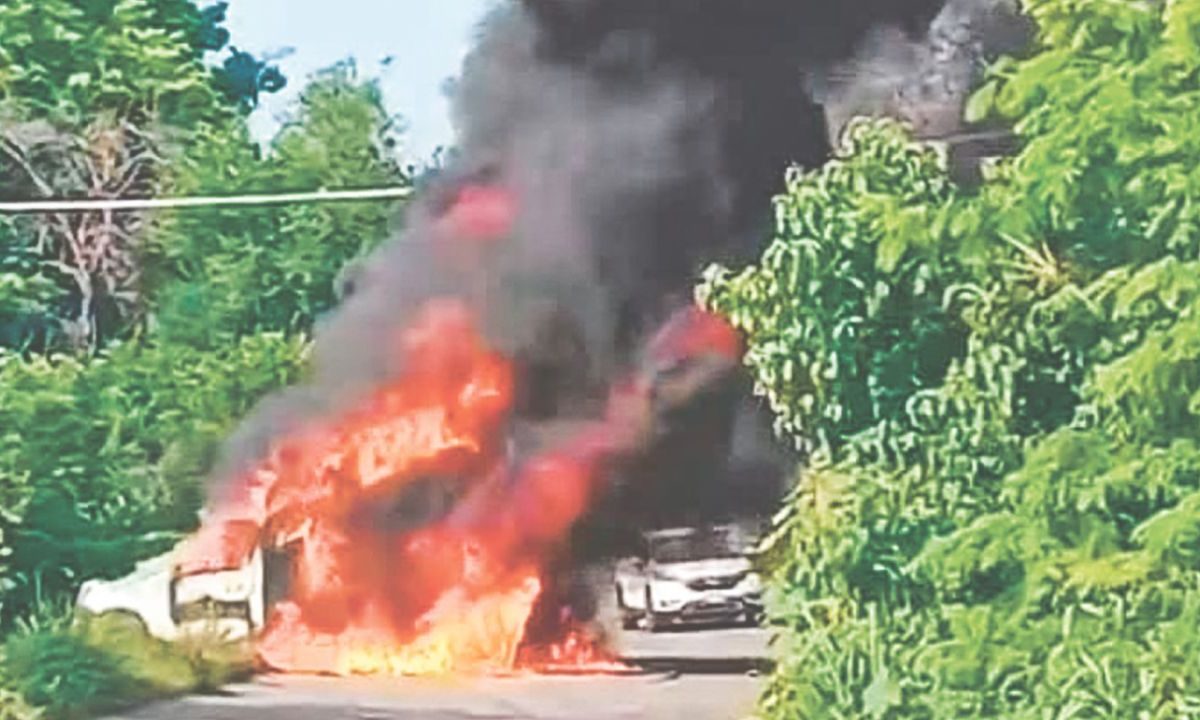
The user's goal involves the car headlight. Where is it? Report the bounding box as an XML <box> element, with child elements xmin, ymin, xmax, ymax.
<box><xmin>652</xmin><ymin>578</ymin><xmax>685</xmax><ymax>591</ymax></box>
<box><xmin>658</xmin><ymin>578</ymin><xmax>691</xmax><ymax>592</ymax></box>
<box><xmin>649</xmin><ymin>581</ymin><xmax>689</xmax><ymax>610</ymax></box>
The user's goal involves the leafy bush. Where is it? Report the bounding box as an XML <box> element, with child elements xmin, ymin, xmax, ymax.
<box><xmin>703</xmin><ymin>120</ymin><xmax>965</xmax><ymax>457</ymax></box>
<box><xmin>701</xmin><ymin>0</ymin><xmax>1200</xmax><ymax>715</ymax></box>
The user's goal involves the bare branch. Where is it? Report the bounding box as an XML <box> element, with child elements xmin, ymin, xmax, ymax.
<box><xmin>0</xmin><ymin>135</ymin><xmax>56</xmax><ymax>198</ymax></box>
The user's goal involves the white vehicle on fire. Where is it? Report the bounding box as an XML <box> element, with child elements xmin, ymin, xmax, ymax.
<box><xmin>614</xmin><ymin>524</ymin><xmax>762</xmax><ymax>632</ymax></box>
<box><xmin>74</xmin><ymin>473</ymin><xmax>467</xmax><ymax>643</ymax></box>
<box><xmin>74</xmin><ymin>520</ymin><xmax>276</xmax><ymax>642</ymax></box>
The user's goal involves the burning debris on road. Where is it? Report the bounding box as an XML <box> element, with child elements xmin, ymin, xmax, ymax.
<box><xmin>162</xmin><ymin>0</ymin><xmax>1011</xmax><ymax>678</ymax></box>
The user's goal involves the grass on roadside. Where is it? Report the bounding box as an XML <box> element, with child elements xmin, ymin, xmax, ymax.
<box><xmin>0</xmin><ymin>609</ymin><xmax>253</xmax><ymax>720</ymax></box>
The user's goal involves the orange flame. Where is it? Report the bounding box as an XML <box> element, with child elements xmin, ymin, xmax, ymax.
<box><xmin>186</xmin><ymin>299</ymin><xmax>620</xmax><ymax>676</ymax></box>
<box><xmin>182</xmin><ymin>264</ymin><xmax>744</xmax><ymax>677</ymax></box>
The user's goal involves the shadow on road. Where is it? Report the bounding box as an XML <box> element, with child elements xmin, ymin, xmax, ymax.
<box><xmin>196</xmin><ymin>688</ymin><xmax>246</xmax><ymax>698</ymax></box>
<box><xmin>623</xmin><ymin>656</ymin><xmax>773</xmax><ymax>676</ymax></box>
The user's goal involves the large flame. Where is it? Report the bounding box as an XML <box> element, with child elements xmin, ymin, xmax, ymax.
<box><xmin>180</xmin><ymin>183</ymin><xmax>743</xmax><ymax>678</ymax></box>
<box><xmin>184</xmin><ymin>299</ymin><xmax>624</xmax><ymax>676</ymax></box>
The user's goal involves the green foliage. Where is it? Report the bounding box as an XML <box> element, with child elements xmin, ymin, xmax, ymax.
<box><xmin>0</xmin><ymin>264</ymin><xmax>59</xmax><ymax>352</ymax></box>
<box><xmin>701</xmin><ymin>0</ymin><xmax>1200</xmax><ymax>715</ymax></box>
<box><xmin>701</xmin><ymin>120</ymin><xmax>964</xmax><ymax>458</ymax></box>
<box><xmin>0</xmin><ymin>0</ymin><xmax>293</xmax><ymax>355</ymax></box>
<box><xmin>0</xmin><ymin>611</ymin><xmax>251</xmax><ymax>720</ymax></box>
<box><xmin>0</xmin><ymin>0</ymin><xmax>280</xmax><ymax>122</ymax></box>
<box><xmin>3</xmin><ymin>621</ymin><xmax>141</xmax><ymax>719</ymax></box>
<box><xmin>0</xmin><ymin>0</ymin><xmax>216</xmax><ymax>123</ymax></box>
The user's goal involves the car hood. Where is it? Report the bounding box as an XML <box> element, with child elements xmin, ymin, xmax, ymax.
<box><xmin>651</xmin><ymin>557</ymin><xmax>752</xmax><ymax>581</ymax></box>
<box><xmin>77</xmin><ymin>550</ymin><xmax>174</xmax><ymax>609</ymax></box>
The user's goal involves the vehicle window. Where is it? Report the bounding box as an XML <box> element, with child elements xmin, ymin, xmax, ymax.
<box><xmin>648</xmin><ymin>528</ymin><xmax>745</xmax><ymax>563</ymax></box>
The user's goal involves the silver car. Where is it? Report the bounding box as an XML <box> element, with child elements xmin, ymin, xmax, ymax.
<box><xmin>614</xmin><ymin>524</ymin><xmax>763</xmax><ymax>631</ymax></box>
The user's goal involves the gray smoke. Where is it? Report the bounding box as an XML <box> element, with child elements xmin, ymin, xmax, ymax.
<box><xmin>816</xmin><ymin>0</ymin><xmax>1030</xmax><ymax>144</ymax></box>
<box><xmin>209</xmin><ymin>0</ymin><xmax>1020</xmax><ymax>522</ymax></box>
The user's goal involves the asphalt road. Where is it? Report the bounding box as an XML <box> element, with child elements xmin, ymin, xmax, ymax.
<box><xmin>108</xmin><ymin>627</ymin><xmax>772</xmax><ymax>720</ymax></box>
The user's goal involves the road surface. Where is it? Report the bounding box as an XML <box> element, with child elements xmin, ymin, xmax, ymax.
<box><xmin>108</xmin><ymin>627</ymin><xmax>771</xmax><ymax>720</ymax></box>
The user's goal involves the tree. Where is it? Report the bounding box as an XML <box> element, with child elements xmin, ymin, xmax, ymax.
<box><xmin>148</xmin><ymin>61</ymin><xmax>411</xmax><ymax>349</ymax></box>
<box><xmin>0</xmin><ymin>0</ymin><xmax>280</xmax><ymax>121</ymax></box>
<box><xmin>1</xmin><ymin>116</ymin><xmax>163</xmax><ymax>351</ymax></box>
<box><xmin>700</xmin><ymin>0</ymin><xmax>1200</xmax><ymax>715</ymax></box>
<box><xmin>0</xmin><ymin>0</ymin><xmax>287</xmax><ymax>354</ymax></box>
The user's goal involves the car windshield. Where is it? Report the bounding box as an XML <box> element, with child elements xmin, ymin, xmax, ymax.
<box><xmin>647</xmin><ymin>528</ymin><xmax>747</xmax><ymax>563</ymax></box>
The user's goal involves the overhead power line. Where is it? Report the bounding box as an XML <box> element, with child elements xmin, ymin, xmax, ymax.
<box><xmin>0</xmin><ymin>186</ymin><xmax>415</xmax><ymax>215</ymax></box>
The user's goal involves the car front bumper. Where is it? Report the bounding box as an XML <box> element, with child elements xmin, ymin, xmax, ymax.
<box><xmin>653</xmin><ymin>596</ymin><xmax>761</xmax><ymax>625</ymax></box>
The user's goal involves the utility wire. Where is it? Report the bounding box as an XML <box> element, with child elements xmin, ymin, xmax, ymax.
<box><xmin>0</xmin><ymin>186</ymin><xmax>415</xmax><ymax>214</ymax></box>
<box><xmin>0</xmin><ymin>133</ymin><xmax>1013</xmax><ymax>215</ymax></box>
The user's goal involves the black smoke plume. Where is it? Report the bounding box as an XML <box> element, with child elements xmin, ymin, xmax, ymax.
<box><xmin>210</xmin><ymin>0</ymin><xmax>962</xmax><ymax>534</ymax></box>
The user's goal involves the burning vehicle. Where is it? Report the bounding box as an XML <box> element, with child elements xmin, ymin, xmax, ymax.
<box><xmin>75</xmin><ymin>521</ymin><xmax>267</xmax><ymax>642</ymax></box>
<box><xmin>77</xmin><ymin>302</ymin><xmax>744</xmax><ymax>674</ymax></box>
<box><xmin>614</xmin><ymin>524</ymin><xmax>762</xmax><ymax>632</ymax></box>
